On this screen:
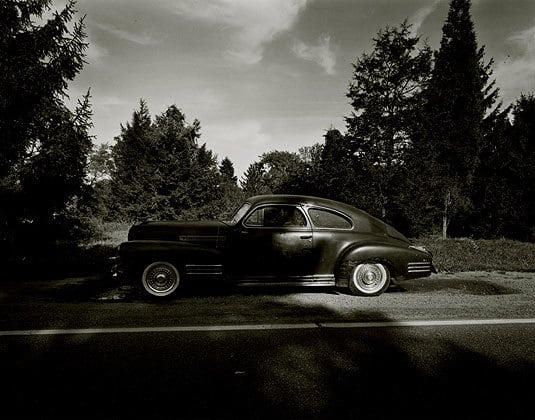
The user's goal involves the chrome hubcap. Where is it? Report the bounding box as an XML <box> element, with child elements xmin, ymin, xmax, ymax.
<box><xmin>144</xmin><ymin>263</ymin><xmax>178</xmax><ymax>294</ymax></box>
<box><xmin>353</xmin><ymin>263</ymin><xmax>387</xmax><ymax>293</ymax></box>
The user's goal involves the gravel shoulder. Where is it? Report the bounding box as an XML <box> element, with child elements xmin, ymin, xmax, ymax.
<box><xmin>1</xmin><ymin>271</ymin><xmax>535</xmax><ymax>330</ymax></box>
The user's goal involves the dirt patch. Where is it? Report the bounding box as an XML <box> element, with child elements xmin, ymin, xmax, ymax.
<box><xmin>399</xmin><ymin>278</ymin><xmax>516</xmax><ymax>295</ymax></box>
<box><xmin>396</xmin><ymin>271</ymin><xmax>530</xmax><ymax>296</ymax></box>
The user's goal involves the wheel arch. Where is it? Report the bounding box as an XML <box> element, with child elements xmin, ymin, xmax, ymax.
<box><xmin>119</xmin><ymin>240</ymin><xmax>221</xmax><ymax>277</ymax></box>
<box><xmin>335</xmin><ymin>243</ymin><xmax>400</xmax><ymax>288</ymax></box>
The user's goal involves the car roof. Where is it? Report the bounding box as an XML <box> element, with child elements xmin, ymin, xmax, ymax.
<box><xmin>247</xmin><ymin>194</ymin><xmax>375</xmax><ymax>222</ymax></box>
<box><xmin>246</xmin><ymin>195</ymin><xmax>409</xmax><ymax>239</ymax></box>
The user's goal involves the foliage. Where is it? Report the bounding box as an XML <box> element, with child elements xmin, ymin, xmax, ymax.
<box><xmin>220</xmin><ymin>157</ymin><xmax>238</xmax><ymax>184</ymax></box>
<box><xmin>345</xmin><ymin>21</ymin><xmax>432</xmax><ymax>220</ymax></box>
<box><xmin>109</xmin><ymin>99</ymin><xmax>155</xmax><ymax>221</ymax></box>
<box><xmin>240</xmin><ymin>150</ymin><xmax>304</xmax><ymax>196</ymax></box>
<box><xmin>0</xmin><ymin>0</ymin><xmax>92</xmax><ymax>250</ymax></box>
<box><xmin>281</xmin><ymin>143</ymin><xmax>324</xmax><ymax>196</ymax></box>
<box><xmin>414</xmin><ymin>237</ymin><xmax>535</xmax><ymax>273</ymax></box>
<box><xmin>412</xmin><ymin>0</ymin><xmax>500</xmax><ymax>238</ymax></box>
<box><xmin>497</xmin><ymin>94</ymin><xmax>535</xmax><ymax>240</ymax></box>
<box><xmin>110</xmin><ymin>101</ymin><xmax>242</xmax><ymax>222</ymax></box>
<box><xmin>215</xmin><ymin>158</ymin><xmax>245</xmax><ymax>220</ymax></box>
<box><xmin>88</xmin><ymin>143</ymin><xmax>114</xmax><ymax>185</ymax></box>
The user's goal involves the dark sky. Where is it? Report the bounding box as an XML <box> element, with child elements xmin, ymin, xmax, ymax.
<box><xmin>64</xmin><ymin>0</ymin><xmax>535</xmax><ymax>176</ymax></box>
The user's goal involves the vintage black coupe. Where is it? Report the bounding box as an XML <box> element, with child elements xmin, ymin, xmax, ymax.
<box><xmin>116</xmin><ymin>195</ymin><xmax>435</xmax><ymax>298</ymax></box>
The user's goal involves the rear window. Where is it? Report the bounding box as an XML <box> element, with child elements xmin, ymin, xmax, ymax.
<box><xmin>308</xmin><ymin>208</ymin><xmax>352</xmax><ymax>229</ymax></box>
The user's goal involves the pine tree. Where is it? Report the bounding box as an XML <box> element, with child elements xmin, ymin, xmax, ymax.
<box><xmin>110</xmin><ymin>102</ymin><xmax>226</xmax><ymax>221</ymax></box>
<box><xmin>417</xmin><ymin>0</ymin><xmax>498</xmax><ymax>238</ymax></box>
<box><xmin>0</xmin><ymin>0</ymin><xmax>87</xmax><ymax>176</ymax></box>
<box><xmin>345</xmin><ymin>21</ymin><xmax>432</xmax><ymax>220</ymax></box>
<box><xmin>318</xmin><ymin>129</ymin><xmax>359</xmax><ymax>206</ymax></box>
<box><xmin>509</xmin><ymin>94</ymin><xmax>535</xmax><ymax>240</ymax></box>
<box><xmin>110</xmin><ymin>100</ymin><xmax>156</xmax><ymax>221</ymax></box>
<box><xmin>0</xmin><ymin>0</ymin><xmax>91</xmax><ymax>246</ymax></box>
<box><xmin>213</xmin><ymin>157</ymin><xmax>244</xmax><ymax>220</ymax></box>
<box><xmin>220</xmin><ymin>157</ymin><xmax>237</xmax><ymax>184</ymax></box>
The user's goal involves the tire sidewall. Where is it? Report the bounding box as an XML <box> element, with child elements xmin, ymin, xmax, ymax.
<box><xmin>348</xmin><ymin>262</ymin><xmax>390</xmax><ymax>296</ymax></box>
<box><xmin>141</xmin><ymin>261</ymin><xmax>180</xmax><ymax>297</ymax></box>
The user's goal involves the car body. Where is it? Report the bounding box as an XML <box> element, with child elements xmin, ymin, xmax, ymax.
<box><xmin>116</xmin><ymin>195</ymin><xmax>435</xmax><ymax>298</ymax></box>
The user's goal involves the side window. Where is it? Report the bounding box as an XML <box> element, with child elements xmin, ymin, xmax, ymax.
<box><xmin>244</xmin><ymin>206</ymin><xmax>307</xmax><ymax>228</ymax></box>
<box><xmin>308</xmin><ymin>208</ymin><xmax>352</xmax><ymax>229</ymax></box>
<box><xmin>245</xmin><ymin>208</ymin><xmax>263</xmax><ymax>226</ymax></box>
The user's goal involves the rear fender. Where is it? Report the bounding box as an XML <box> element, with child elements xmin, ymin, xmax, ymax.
<box><xmin>335</xmin><ymin>243</ymin><xmax>400</xmax><ymax>287</ymax></box>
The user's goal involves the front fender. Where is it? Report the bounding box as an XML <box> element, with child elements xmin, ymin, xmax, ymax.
<box><xmin>119</xmin><ymin>240</ymin><xmax>222</xmax><ymax>271</ymax></box>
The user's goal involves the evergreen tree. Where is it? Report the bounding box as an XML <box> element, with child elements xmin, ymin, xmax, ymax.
<box><xmin>461</xmin><ymin>100</ymin><xmax>506</xmax><ymax>237</ymax></box>
<box><xmin>416</xmin><ymin>0</ymin><xmax>498</xmax><ymax>237</ymax></box>
<box><xmin>509</xmin><ymin>94</ymin><xmax>535</xmax><ymax>240</ymax></box>
<box><xmin>0</xmin><ymin>0</ymin><xmax>87</xmax><ymax>178</ymax></box>
<box><xmin>214</xmin><ymin>157</ymin><xmax>244</xmax><ymax>218</ymax></box>
<box><xmin>318</xmin><ymin>129</ymin><xmax>360</xmax><ymax>205</ymax></box>
<box><xmin>219</xmin><ymin>157</ymin><xmax>238</xmax><ymax>184</ymax></box>
<box><xmin>110</xmin><ymin>100</ymin><xmax>156</xmax><ymax>221</ymax></box>
<box><xmin>345</xmin><ymin>21</ymin><xmax>432</xmax><ymax>220</ymax></box>
<box><xmin>0</xmin><ymin>0</ymin><xmax>91</xmax><ymax>246</ymax></box>
<box><xmin>241</xmin><ymin>162</ymin><xmax>270</xmax><ymax>196</ymax></box>
<box><xmin>110</xmin><ymin>102</ymin><xmax>227</xmax><ymax>221</ymax></box>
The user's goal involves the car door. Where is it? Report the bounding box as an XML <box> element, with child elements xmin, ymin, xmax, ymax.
<box><xmin>227</xmin><ymin>204</ymin><xmax>314</xmax><ymax>279</ymax></box>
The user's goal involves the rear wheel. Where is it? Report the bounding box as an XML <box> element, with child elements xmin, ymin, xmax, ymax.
<box><xmin>141</xmin><ymin>261</ymin><xmax>180</xmax><ymax>297</ymax></box>
<box><xmin>348</xmin><ymin>262</ymin><xmax>390</xmax><ymax>296</ymax></box>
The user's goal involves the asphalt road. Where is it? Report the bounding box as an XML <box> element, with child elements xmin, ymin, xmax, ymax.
<box><xmin>1</xmin><ymin>272</ymin><xmax>535</xmax><ymax>419</ymax></box>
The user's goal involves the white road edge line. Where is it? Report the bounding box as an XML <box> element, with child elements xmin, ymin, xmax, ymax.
<box><xmin>1</xmin><ymin>318</ymin><xmax>535</xmax><ymax>337</ymax></box>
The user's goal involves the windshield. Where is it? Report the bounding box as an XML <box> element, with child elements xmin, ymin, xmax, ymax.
<box><xmin>226</xmin><ymin>202</ymin><xmax>251</xmax><ymax>225</ymax></box>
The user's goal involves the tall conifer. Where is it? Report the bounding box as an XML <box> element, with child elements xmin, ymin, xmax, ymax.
<box><xmin>417</xmin><ymin>0</ymin><xmax>497</xmax><ymax>237</ymax></box>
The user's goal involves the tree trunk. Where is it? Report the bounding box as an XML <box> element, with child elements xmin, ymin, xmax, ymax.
<box><xmin>442</xmin><ymin>190</ymin><xmax>451</xmax><ymax>239</ymax></box>
<box><xmin>442</xmin><ymin>213</ymin><xmax>449</xmax><ymax>239</ymax></box>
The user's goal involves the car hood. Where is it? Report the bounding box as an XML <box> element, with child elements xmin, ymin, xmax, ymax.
<box><xmin>127</xmin><ymin>221</ymin><xmax>229</xmax><ymax>242</ymax></box>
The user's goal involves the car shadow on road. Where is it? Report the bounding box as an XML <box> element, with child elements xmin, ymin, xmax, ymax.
<box><xmin>2</xmin><ymin>304</ymin><xmax>534</xmax><ymax>420</ymax></box>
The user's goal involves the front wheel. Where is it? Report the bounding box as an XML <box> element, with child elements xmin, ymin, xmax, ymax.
<box><xmin>349</xmin><ymin>262</ymin><xmax>390</xmax><ymax>296</ymax></box>
<box><xmin>141</xmin><ymin>261</ymin><xmax>180</xmax><ymax>298</ymax></box>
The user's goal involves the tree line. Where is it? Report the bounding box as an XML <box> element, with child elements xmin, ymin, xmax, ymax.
<box><xmin>1</xmin><ymin>0</ymin><xmax>533</xmax><ymax>257</ymax></box>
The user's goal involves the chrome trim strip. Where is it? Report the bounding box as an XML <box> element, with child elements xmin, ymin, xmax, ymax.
<box><xmin>408</xmin><ymin>261</ymin><xmax>432</xmax><ymax>274</ymax></box>
<box><xmin>185</xmin><ymin>264</ymin><xmax>224</xmax><ymax>275</ymax></box>
<box><xmin>179</xmin><ymin>236</ymin><xmax>226</xmax><ymax>242</ymax></box>
<box><xmin>237</xmin><ymin>281</ymin><xmax>335</xmax><ymax>287</ymax></box>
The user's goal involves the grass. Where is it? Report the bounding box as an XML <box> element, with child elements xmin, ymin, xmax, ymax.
<box><xmin>96</xmin><ymin>224</ymin><xmax>533</xmax><ymax>274</ymax></box>
<box><xmin>89</xmin><ymin>222</ymin><xmax>130</xmax><ymax>247</ymax></box>
<box><xmin>4</xmin><ymin>221</ymin><xmax>534</xmax><ymax>282</ymax></box>
<box><xmin>413</xmin><ymin>237</ymin><xmax>535</xmax><ymax>273</ymax></box>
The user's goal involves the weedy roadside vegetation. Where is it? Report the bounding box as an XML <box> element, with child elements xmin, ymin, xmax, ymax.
<box><xmin>414</xmin><ymin>237</ymin><xmax>535</xmax><ymax>273</ymax></box>
<box><xmin>97</xmin><ymin>225</ymin><xmax>535</xmax><ymax>274</ymax></box>
<box><xmin>3</xmin><ymin>225</ymin><xmax>533</xmax><ymax>282</ymax></box>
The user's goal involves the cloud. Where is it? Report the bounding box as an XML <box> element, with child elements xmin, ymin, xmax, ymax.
<box><xmin>171</xmin><ymin>0</ymin><xmax>309</xmax><ymax>64</ymax></box>
<box><xmin>410</xmin><ymin>0</ymin><xmax>441</xmax><ymax>35</ymax></box>
<box><xmin>495</xmin><ymin>23</ymin><xmax>535</xmax><ymax>103</ymax></box>
<box><xmin>201</xmin><ymin>119</ymin><xmax>272</xmax><ymax>177</ymax></box>
<box><xmin>293</xmin><ymin>35</ymin><xmax>337</xmax><ymax>75</ymax></box>
<box><xmin>85</xmin><ymin>41</ymin><xmax>108</xmax><ymax>64</ymax></box>
<box><xmin>95</xmin><ymin>95</ymin><xmax>129</xmax><ymax>108</ymax></box>
<box><xmin>93</xmin><ymin>22</ymin><xmax>157</xmax><ymax>45</ymax></box>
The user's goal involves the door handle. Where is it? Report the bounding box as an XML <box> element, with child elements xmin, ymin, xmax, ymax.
<box><xmin>300</xmin><ymin>235</ymin><xmax>312</xmax><ymax>239</ymax></box>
